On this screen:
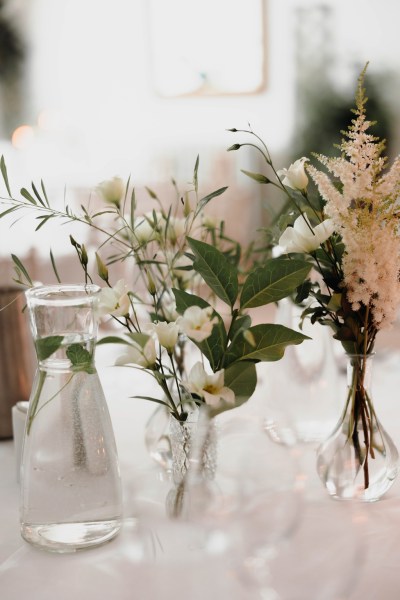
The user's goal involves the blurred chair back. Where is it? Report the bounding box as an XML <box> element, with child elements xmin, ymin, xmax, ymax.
<box><xmin>0</xmin><ymin>287</ymin><xmax>35</xmax><ymax>439</ymax></box>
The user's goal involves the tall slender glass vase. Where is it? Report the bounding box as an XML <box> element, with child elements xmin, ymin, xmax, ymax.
<box><xmin>316</xmin><ymin>353</ymin><xmax>399</xmax><ymax>501</ymax></box>
<box><xmin>20</xmin><ymin>284</ymin><xmax>123</xmax><ymax>552</ymax></box>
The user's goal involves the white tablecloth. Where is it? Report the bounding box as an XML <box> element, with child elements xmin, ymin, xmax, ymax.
<box><xmin>1</xmin><ymin>347</ymin><xmax>400</xmax><ymax>600</ymax></box>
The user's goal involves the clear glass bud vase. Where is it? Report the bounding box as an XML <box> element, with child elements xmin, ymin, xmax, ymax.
<box><xmin>316</xmin><ymin>353</ymin><xmax>399</xmax><ymax>501</ymax></box>
<box><xmin>170</xmin><ymin>410</ymin><xmax>217</xmax><ymax>486</ymax></box>
<box><xmin>166</xmin><ymin>407</ymin><xmax>217</xmax><ymax>519</ymax></box>
<box><xmin>21</xmin><ymin>285</ymin><xmax>123</xmax><ymax>552</ymax></box>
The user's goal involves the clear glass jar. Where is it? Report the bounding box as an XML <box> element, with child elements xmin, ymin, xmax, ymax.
<box><xmin>20</xmin><ymin>284</ymin><xmax>123</xmax><ymax>552</ymax></box>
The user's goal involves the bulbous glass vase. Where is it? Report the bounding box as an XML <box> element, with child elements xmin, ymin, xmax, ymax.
<box><xmin>316</xmin><ymin>353</ymin><xmax>399</xmax><ymax>501</ymax></box>
<box><xmin>20</xmin><ymin>284</ymin><xmax>123</xmax><ymax>552</ymax></box>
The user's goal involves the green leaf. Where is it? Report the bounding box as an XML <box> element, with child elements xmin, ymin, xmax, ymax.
<box><xmin>228</xmin><ymin>314</ymin><xmax>251</xmax><ymax>342</ymax></box>
<box><xmin>130</xmin><ymin>396</ymin><xmax>172</xmax><ymax>410</ymax></box>
<box><xmin>31</xmin><ymin>181</ymin><xmax>46</xmax><ymax>207</ymax></box>
<box><xmin>41</xmin><ymin>179</ymin><xmax>50</xmax><ymax>207</ymax></box>
<box><xmin>187</xmin><ymin>237</ymin><xmax>238</xmax><ymax>307</ymax></box>
<box><xmin>0</xmin><ymin>206</ymin><xmax>19</xmax><ymax>219</ymax></box>
<box><xmin>241</xmin><ymin>169</ymin><xmax>270</xmax><ymax>184</ymax></box>
<box><xmin>81</xmin><ymin>204</ymin><xmax>93</xmax><ymax>223</ymax></box>
<box><xmin>224</xmin><ymin>361</ymin><xmax>257</xmax><ymax>405</ymax></box>
<box><xmin>339</xmin><ymin>341</ymin><xmax>360</xmax><ymax>355</ymax></box>
<box><xmin>50</xmin><ymin>249</ymin><xmax>61</xmax><ymax>283</ymax></box>
<box><xmin>35</xmin><ymin>214</ymin><xmax>54</xmax><ymax>231</ymax></box>
<box><xmin>172</xmin><ymin>287</ymin><xmax>209</xmax><ymax>312</ymax></box>
<box><xmin>91</xmin><ymin>210</ymin><xmax>117</xmax><ymax>218</ymax></box>
<box><xmin>66</xmin><ymin>343</ymin><xmax>94</xmax><ymax>373</ymax></box>
<box><xmin>224</xmin><ymin>324</ymin><xmax>309</xmax><ymax>365</ymax></box>
<box><xmin>240</xmin><ymin>259</ymin><xmax>312</xmax><ymax>309</ymax></box>
<box><xmin>209</xmin><ymin>361</ymin><xmax>257</xmax><ymax>418</ymax></box>
<box><xmin>196</xmin><ymin>186</ymin><xmax>228</xmax><ymax>214</ymax></box>
<box><xmin>96</xmin><ymin>335</ymin><xmax>133</xmax><ymax>346</ymax></box>
<box><xmin>193</xmin><ymin>154</ymin><xmax>199</xmax><ymax>193</ymax></box>
<box><xmin>0</xmin><ymin>155</ymin><xmax>12</xmax><ymax>196</ymax></box>
<box><xmin>295</xmin><ymin>280</ymin><xmax>313</xmax><ymax>304</ymax></box>
<box><xmin>20</xmin><ymin>187</ymin><xmax>37</xmax><ymax>204</ymax></box>
<box><xmin>172</xmin><ymin>288</ymin><xmax>227</xmax><ymax>370</ymax></box>
<box><xmin>11</xmin><ymin>254</ymin><xmax>33</xmax><ymax>286</ymax></box>
<box><xmin>130</xmin><ymin>187</ymin><xmax>136</xmax><ymax>230</ymax></box>
<box><xmin>36</xmin><ymin>335</ymin><xmax>64</xmax><ymax>361</ymax></box>
<box><xmin>145</xmin><ymin>186</ymin><xmax>158</xmax><ymax>200</ymax></box>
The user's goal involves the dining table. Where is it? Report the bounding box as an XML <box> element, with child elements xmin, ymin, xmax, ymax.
<box><xmin>1</xmin><ymin>342</ymin><xmax>400</xmax><ymax>600</ymax></box>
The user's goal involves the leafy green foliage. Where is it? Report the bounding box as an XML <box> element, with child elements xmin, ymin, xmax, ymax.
<box><xmin>0</xmin><ymin>151</ymin><xmax>312</xmax><ymax>420</ymax></box>
<box><xmin>66</xmin><ymin>343</ymin><xmax>95</xmax><ymax>374</ymax></box>
<box><xmin>224</xmin><ymin>324</ymin><xmax>310</xmax><ymax>365</ymax></box>
<box><xmin>195</xmin><ymin>187</ymin><xmax>228</xmax><ymax>216</ymax></box>
<box><xmin>223</xmin><ymin>361</ymin><xmax>257</xmax><ymax>404</ymax></box>
<box><xmin>240</xmin><ymin>259</ymin><xmax>312</xmax><ymax>309</ymax></box>
<box><xmin>96</xmin><ymin>335</ymin><xmax>133</xmax><ymax>346</ymax></box>
<box><xmin>36</xmin><ymin>335</ymin><xmax>64</xmax><ymax>361</ymax></box>
<box><xmin>227</xmin><ymin>314</ymin><xmax>252</xmax><ymax>343</ymax></box>
<box><xmin>0</xmin><ymin>155</ymin><xmax>11</xmax><ymax>196</ymax></box>
<box><xmin>11</xmin><ymin>254</ymin><xmax>33</xmax><ymax>287</ymax></box>
<box><xmin>187</xmin><ymin>237</ymin><xmax>239</xmax><ymax>307</ymax></box>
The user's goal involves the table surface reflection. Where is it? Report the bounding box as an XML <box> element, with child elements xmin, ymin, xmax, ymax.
<box><xmin>2</xmin><ymin>347</ymin><xmax>400</xmax><ymax>600</ymax></box>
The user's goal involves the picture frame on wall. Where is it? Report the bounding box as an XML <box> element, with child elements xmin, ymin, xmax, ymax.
<box><xmin>148</xmin><ymin>0</ymin><xmax>267</xmax><ymax>97</ymax></box>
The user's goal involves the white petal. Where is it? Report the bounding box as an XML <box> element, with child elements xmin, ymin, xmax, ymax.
<box><xmin>314</xmin><ymin>219</ymin><xmax>336</xmax><ymax>244</ymax></box>
<box><xmin>188</xmin><ymin>362</ymin><xmax>207</xmax><ymax>390</ymax></box>
<box><xmin>219</xmin><ymin>386</ymin><xmax>235</xmax><ymax>405</ymax></box>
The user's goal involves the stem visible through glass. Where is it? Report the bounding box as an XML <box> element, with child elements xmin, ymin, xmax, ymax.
<box><xmin>348</xmin><ymin>354</ymin><xmax>375</xmax><ymax>490</ymax></box>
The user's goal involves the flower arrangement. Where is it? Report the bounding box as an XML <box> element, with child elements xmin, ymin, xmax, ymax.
<box><xmin>228</xmin><ymin>64</ymin><xmax>400</xmax><ymax>499</ymax></box>
<box><xmin>0</xmin><ymin>157</ymin><xmax>310</xmax><ymax>426</ymax></box>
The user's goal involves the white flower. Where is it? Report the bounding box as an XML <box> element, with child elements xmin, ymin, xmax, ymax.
<box><xmin>115</xmin><ymin>337</ymin><xmax>157</xmax><ymax>368</ymax></box>
<box><xmin>177</xmin><ymin>306</ymin><xmax>217</xmax><ymax>342</ymax></box>
<box><xmin>133</xmin><ymin>216</ymin><xmax>156</xmax><ymax>244</ymax></box>
<box><xmin>160</xmin><ymin>294</ymin><xmax>179</xmax><ymax>322</ymax></box>
<box><xmin>98</xmin><ymin>279</ymin><xmax>130</xmax><ymax>317</ymax></box>
<box><xmin>184</xmin><ymin>362</ymin><xmax>235</xmax><ymax>409</ymax></box>
<box><xmin>277</xmin><ymin>157</ymin><xmax>309</xmax><ymax>191</ymax></box>
<box><xmin>202</xmin><ymin>213</ymin><xmax>220</xmax><ymax>229</ymax></box>
<box><xmin>279</xmin><ymin>215</ymin><xmax>335</xmax><ymax>254</ymax></box>
<box><xmin>148</xmin><ymin>321</ymin><xmax>179</xmax><ymax>352</ymax></box>
<box><xmin>98</xmin><ymin>177</ymin><xmax>125</xmax><ymax>205</ymax></box>
<box><xmin>165</xmin><ymin>216</ymin><xmax>186</xmax><ymax>243</ymax></box>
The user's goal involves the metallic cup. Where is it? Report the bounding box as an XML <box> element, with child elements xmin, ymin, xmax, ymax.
<box><xmin>0</xmin><ymin>287</ymin><xmax>34</xmax><ymax>439</ymax></box>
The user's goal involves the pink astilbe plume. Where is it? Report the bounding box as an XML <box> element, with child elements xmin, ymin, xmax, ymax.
<box><xmin>308</xmin><ymin>66</ymin><xmax>400</xmax><ymax>330</ymax></box>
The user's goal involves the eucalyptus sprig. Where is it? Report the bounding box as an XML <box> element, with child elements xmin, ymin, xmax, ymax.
<box><xmin>0</xmin><ymin>155</ymin><xmax>311</xmax><ymax>421</ymax></box>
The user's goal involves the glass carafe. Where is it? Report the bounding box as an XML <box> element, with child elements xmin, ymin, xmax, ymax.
<box><xmin>20</xmin><ymin>284</ymin><xmax>123</xmax><ymax>552</ymax></box>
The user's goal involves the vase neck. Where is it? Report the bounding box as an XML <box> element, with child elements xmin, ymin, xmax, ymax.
<box><xmin>345</xmin><ymin>353</ymin><xmax>374</xmax><ymax>392</ymax></box>
<box><xmin>25</xmin><ymin>285</ymin><xmax>100</xmax><ymax>369</ymax></box>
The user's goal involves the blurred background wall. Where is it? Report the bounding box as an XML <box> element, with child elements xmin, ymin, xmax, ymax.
<box><xmin>0</xmin><ymin>0</ymin><xmax>399</xmax><ymax>279</ymax></box>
